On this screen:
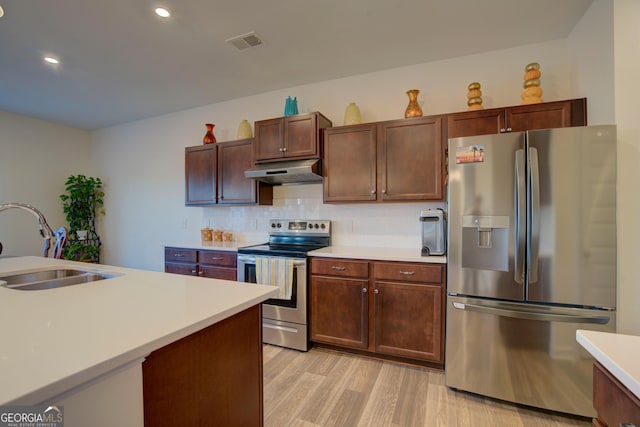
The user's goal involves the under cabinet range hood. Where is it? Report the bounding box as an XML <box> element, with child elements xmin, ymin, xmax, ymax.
<box><xmin>244</xmin><ymin>159</ymin><xmax>323</xmax><ymax>184</ymax></box>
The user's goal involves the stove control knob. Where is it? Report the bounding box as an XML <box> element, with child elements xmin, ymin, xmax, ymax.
<box><xmin>321</xmin><ymin>224</ymin><xmax>326</xmax><ymax>229</ymax></box>
<box><xmin>276</xmin><ymin>223</ymin><xmax>282</xmax><ymax>228</ymax></box>
<box><xmin>315</xmin><ymin>224</ymin><xmax>320</xmax><ymax>229</ymax></box>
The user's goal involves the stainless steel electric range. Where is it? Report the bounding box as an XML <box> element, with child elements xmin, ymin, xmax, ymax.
<box><xmin>237</xmin><ymin>219</ymin><xmax>330</xmax><ymax>351</ymax></box>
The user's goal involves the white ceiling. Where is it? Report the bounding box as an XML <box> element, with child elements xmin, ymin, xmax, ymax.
<box><xmin>0</xmin><ymin>0</ymin><xmax>593</xmax><ymax>130</ymax></box>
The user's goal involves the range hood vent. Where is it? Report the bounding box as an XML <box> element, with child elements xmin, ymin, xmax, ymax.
<box><xmin>244</xmin><ymin>159</ymin><xmax>323</xmax><ymax>185</ymax></box>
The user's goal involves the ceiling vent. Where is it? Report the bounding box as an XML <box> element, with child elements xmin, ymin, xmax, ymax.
<box><xmin>226</xmin><ymin>32</ymin><xmax>264</xmax><ymax>51</ymax></box>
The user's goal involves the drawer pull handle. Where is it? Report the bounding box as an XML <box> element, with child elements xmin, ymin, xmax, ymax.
<box><xmin>331</xmin><ymin>266</ymin><xmax>346</xmax><ymax>271</ymax></box>
<box><xmin>374</xmin><ymin>289</ymin><xmax>379</xmax><ymax>294</ymax></box>
<box><xmin>208</xmin><ymin>257</ymin><xmax>223</xmax><ymax>261</ymax></box>
<box><xmin>174</xmin><ymin>253</ymin><xmax>185</xmax><ymax>257</ymax></box>
<box><xmin>399</xmin><ymin>271</ymin><xmax>415</xmax><ymax>275</ymax></box>
<box><xmin>362</xmin><ymin>288</ymin><xmax>367</xmax><ymax>293</ymax></box>
<box><xmin>191</xmin><ymin>269</ymin><xmax>197</xmax><ymax>275</ymax></box>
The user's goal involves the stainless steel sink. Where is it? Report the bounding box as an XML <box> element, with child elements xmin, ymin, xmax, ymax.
<box><xmin>0</xmin><ymin>268</ymin><xmax>120</xmax><ymax>291</ymax></box>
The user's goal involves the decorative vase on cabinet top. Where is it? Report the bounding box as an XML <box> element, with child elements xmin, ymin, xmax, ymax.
<box><xmin>404</xmin><ymin>89</ymin><xmax>423</xmax><ymax>118</ymax></box>
<box><xmin>284</xmin><ymin>97</ymin><xmax>299</xmax><ymax>116</ymax></box>
<box><xmin>203</xmin><ymin>123</ymin><xmax>216</xmax><ymax>144</ymax></box>
<box><xmin>343</xmin><ymin>102</ymin><xmax>362</xmax><ymax>125</ymax></box>
<box><xmin>237</xmin><ymin>119</ymin><xmax>253</xmax><ymax>139</ymax></box>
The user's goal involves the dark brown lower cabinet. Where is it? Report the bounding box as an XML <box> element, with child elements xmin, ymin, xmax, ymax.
<box><xmin>164</xmin><ymin>247</ymin><xmax>237</xmax><ymax>280</ymax></box>
<box><xmin>374</xmin><ymin>281</ymin><xmax>443</xmax><ymax>362</ymax></box>
<box><xmin>310</xmin><ymin>257</ymin><xmax>445</xmax><ymax>365</ymax></box>
<box><xmin>310</xmin><ymin>275</ymin><xmax>369</xmax><ymax>349</ymax></box>
<box><xmin>592</xmin><ymin>361</ymin><xmax>640</xmax><ymax>427</ymax></box>
<box><xmin>143</xmin><ymin>305</ymin><xmax>263</xmax><ymax>427</ymax></box>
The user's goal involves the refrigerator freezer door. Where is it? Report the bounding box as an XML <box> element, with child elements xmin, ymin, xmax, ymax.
<box><xmin>445</xmin><ymin>295</ymin><xmax>616</xmax><ymax>417</ymax></box>
<box><xmin>526</xmin><ymin>126</ymin><xmax>617</xmax><ymax>308</ymax></box>
<box><xmin>448</xmin><ymin>133</ymin><xmax>525</xmax><ymax>300</ymax></box>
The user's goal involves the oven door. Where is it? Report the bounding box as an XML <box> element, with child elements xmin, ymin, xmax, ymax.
<box><xmin>238</xmin><ymin>254</ymin><xmax>309</xmax><ymax>351</ymax></box>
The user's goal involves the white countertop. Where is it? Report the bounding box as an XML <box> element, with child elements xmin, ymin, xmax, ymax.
<box><xmin>309</xmin><ymin>246</ymin><xmax>446</xmax><ymax>263</ymax></box>
<box><xmin>576</xmin><ymin>330</ymin><xmax>640</xmax><ymax>399</ymax></box>
<box><xmin>165</xmin><ymin>241</ymin><xmax>264</xmax><ymax>251</ymax></box>
<box><xmin>0</xmin><ymin>256</ymin><xmax>278</xmax><ymax>405</ymax></box>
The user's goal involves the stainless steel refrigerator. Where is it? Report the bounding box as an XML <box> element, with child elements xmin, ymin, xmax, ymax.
<box><xmin>445</xmin><ymin>125</ymin><xmax>617</xmax><ymax>417</ymax></box>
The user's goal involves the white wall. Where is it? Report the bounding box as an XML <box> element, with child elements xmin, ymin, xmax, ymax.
<box><xmin>567</xmin><ymin>0</ymin><xmax>615</xmax><ymax>125</ymax></box>
<box><xmin>614</xmin><ymin>0</ymin><xmax>640</xmax><ymax>334</ymax></box>
<box><xmin>0</xmin><ymin>111</ymin><xmax>91</xmax><ymax>256</ymax></box>
<box><xmin>92</xmin><ymin>37</ymin><xmax>601</xmax><ymax>272</ymax></box>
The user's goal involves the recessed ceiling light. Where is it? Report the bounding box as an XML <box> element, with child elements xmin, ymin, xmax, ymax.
<box><xmin>44</xmin><ymin>56</ymin><xmax>60</xmax><ymax>65</ymax></box>
<box><xmin>154</xmin><ymin>7</ymin><xmax>171</xmax><ymax>18</ymax></box>
<box><xmin>0</xmin><ymin>5</ymin><xmax>5</xmax><ymax>18</ymax></box>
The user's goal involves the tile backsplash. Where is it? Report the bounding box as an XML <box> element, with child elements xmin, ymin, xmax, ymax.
<box><xmin>202</xmin><ymin>184</ymin><xmax>444</xmax><ymax>248</ymax></box>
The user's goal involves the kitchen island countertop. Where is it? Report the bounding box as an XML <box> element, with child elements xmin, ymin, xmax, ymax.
<box><xmin>0</xmin><ymin>256</ymin><xmax>277</xmax><ymax>405</ymax></box>
<box><xmin>577</xmin><ymin>329</ymin><xmax>640</xmax><ymax>399</ymax></box>
<box><xmin>309</xmin><ymin>245</ymin><xmax>446</xmax><ymax>263</ymax></box>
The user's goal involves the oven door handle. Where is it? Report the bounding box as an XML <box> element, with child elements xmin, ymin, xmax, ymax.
<box><xmin>237</xmin><ymin>254</ymin><xmax>307</xmax><ymax>267</ymax></box>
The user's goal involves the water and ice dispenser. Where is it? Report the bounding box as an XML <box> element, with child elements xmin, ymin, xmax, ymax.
<box><xmin>420</xmin><ymin>209</ymin><xmax>446</xmax><ymax>256</ymax></box>
<box><xmin>461</xmin><ymin>215</ymin><xmax>510</xmax><ymax>271</ymax></box>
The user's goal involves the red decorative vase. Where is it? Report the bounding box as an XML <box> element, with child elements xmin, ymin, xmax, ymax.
<box><xmin>203</xmin><ymin>123</ymin><xmax>216</xmax><ymax>144</ymax></box>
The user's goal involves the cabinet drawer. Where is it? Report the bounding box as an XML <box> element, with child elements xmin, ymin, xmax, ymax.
<box><xmin>374</xmin><ymin>262</ymin><xmax>443</xmax><ymax>284</ymax></box>
<box><xmin>165</xmin><ymin>247</ymin><xmax>197</xmax><ymax>263</ymax></box>
<box><xmin>198</xmin><ymin>250</ymin><xmax>237</xmax><ymax>267</ymax></box>
<box><xmin>165</xmin><ymin>263</ymin><xmax>196</xmax><ymax>275</ymax></box>
<box><xmin>311</xmin><ymin>258</ymin><xmax>369</xmax><ymax>278</ymax></box>
<box><xmin>200</xmin><ymin>266</ymin><xmax>237</xmax><ymax>280</ymax></box>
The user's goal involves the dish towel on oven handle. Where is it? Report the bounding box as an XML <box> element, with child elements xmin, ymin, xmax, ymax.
<box><xmin>255</xmin><ymin>256</ymin><xmax>294</xmax><ymax>300</ymax></box>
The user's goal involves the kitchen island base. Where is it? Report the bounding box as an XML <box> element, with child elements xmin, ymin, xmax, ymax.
<box><xmin>143</xmin><ymin>304</ymin><xmax>263</xmax><ymax>427</ymax></box>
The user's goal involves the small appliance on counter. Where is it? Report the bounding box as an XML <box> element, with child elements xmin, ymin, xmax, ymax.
<box><xmin>420</xmin><ymin>209</ymin><xmax>446</xmax><ymax>256</ymax></box>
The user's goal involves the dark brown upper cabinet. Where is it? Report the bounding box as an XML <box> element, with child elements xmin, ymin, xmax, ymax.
<box><xmin>254</xmin><ymin>112</ymin><xmax>332</xmax><ymax>162</ymax></box>
<box><xmin>185</xmin><ymin>144</ymin><xmax>217</xmax><ymax>206</ymax></box>
<box><xmin>185</xmin><ymin>140</ymin><xmax>272</xmax><ymax>206</ymax></box>
<box><xmin>447</xmin><ymin>98</ymin><xmax>587</xmax><ymax>139</ymax></box>
<box><xmin>323</xmin><ymin>115</ymin><xmax>445</xmax><ymax>203</ymax></box>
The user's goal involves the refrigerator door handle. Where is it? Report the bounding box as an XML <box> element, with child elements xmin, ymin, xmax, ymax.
<box><xmin>514</xmin><ymin>149</ymin><xmax>526</xmax><ymax>285</ymax></box>
<box><xmin>528</xmin><ymin>147</ymin><xmax>540</xmax><ymax>284</ymax></box>
<box><xmin>451</xmin><ymin>301</ymin><xmax>611</xmax><ymax>324</ymax></box>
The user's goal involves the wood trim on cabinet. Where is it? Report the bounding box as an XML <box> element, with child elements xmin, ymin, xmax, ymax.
<box><xmin>142</xmin><ymin>305</ymin><xmax>263</xmax><ymax>427</ymax></box>
<box><xmin>593</xmin><ymin>361</ymin><xmax>640</xmax><ymax>427</ymax></box>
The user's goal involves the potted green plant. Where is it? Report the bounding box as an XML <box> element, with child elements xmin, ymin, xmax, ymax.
<box><xmin>59</xmin><ymin>174</ymin><xmax>105</xmax><ymax>262</ymax></box>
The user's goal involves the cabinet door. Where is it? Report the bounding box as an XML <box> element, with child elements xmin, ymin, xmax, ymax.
<box><xmin>254</xmin><ymin>117</ymin><xmax>284</xmax><ymax>161</ymax></box>
<box><xmin>373</xmin><ymin>281</ymin><xmax>443</xmax><ymax>362</ymax></box>
<box><xmin>379</xmin><ymin>116</ymin><xmax>444</xmax><ymax>201</ymax></box>
<box><xmin>447</xmin><ymin>108</ymin><xmax>506</xmax><ymax>138</ymax></box>
<box><xmin>323</xmin><ymin>124</ymin><xmax>377</xmax><ymax>202</ymax></box>
<box><xmin>218</xmin><ymin>139</ymin><xmax>259</xmax><ymax>205</ymax></box>
<box><xmin>284</xmin><ymin>114</ymin><xmax>318</xmax><ymax>159</ymax></box>
<box><xmin>185</xmin><ymin>145</ymin><xmax>217</xmax><ymax>205</ymax></box>
<box><xmin>310</xmin><ymin>276</ymin><xmax>369</xmax><ymax>349</ymax></box>
<box><xmin>506</xmin><ymin>98</ymin><xmax>587</xmax><ymax>132</ymax></box>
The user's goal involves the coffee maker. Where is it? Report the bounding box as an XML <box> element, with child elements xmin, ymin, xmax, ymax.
<box><xmin>420</xmin><ymin>209</ymin><xmax>446</xmax><ymax>256</ymax></box>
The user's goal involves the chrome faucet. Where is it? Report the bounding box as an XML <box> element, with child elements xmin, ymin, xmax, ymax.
<box><xmin>0</xmin><ymin>202</ymin><xmax>55</xmax><ymax>257</ymax></box>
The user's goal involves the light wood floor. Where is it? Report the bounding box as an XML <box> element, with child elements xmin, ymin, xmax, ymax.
<box><xmin>263</xmin><ymin>345</ymin><xmax>591</xmax><ymax>427</ymax></box>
